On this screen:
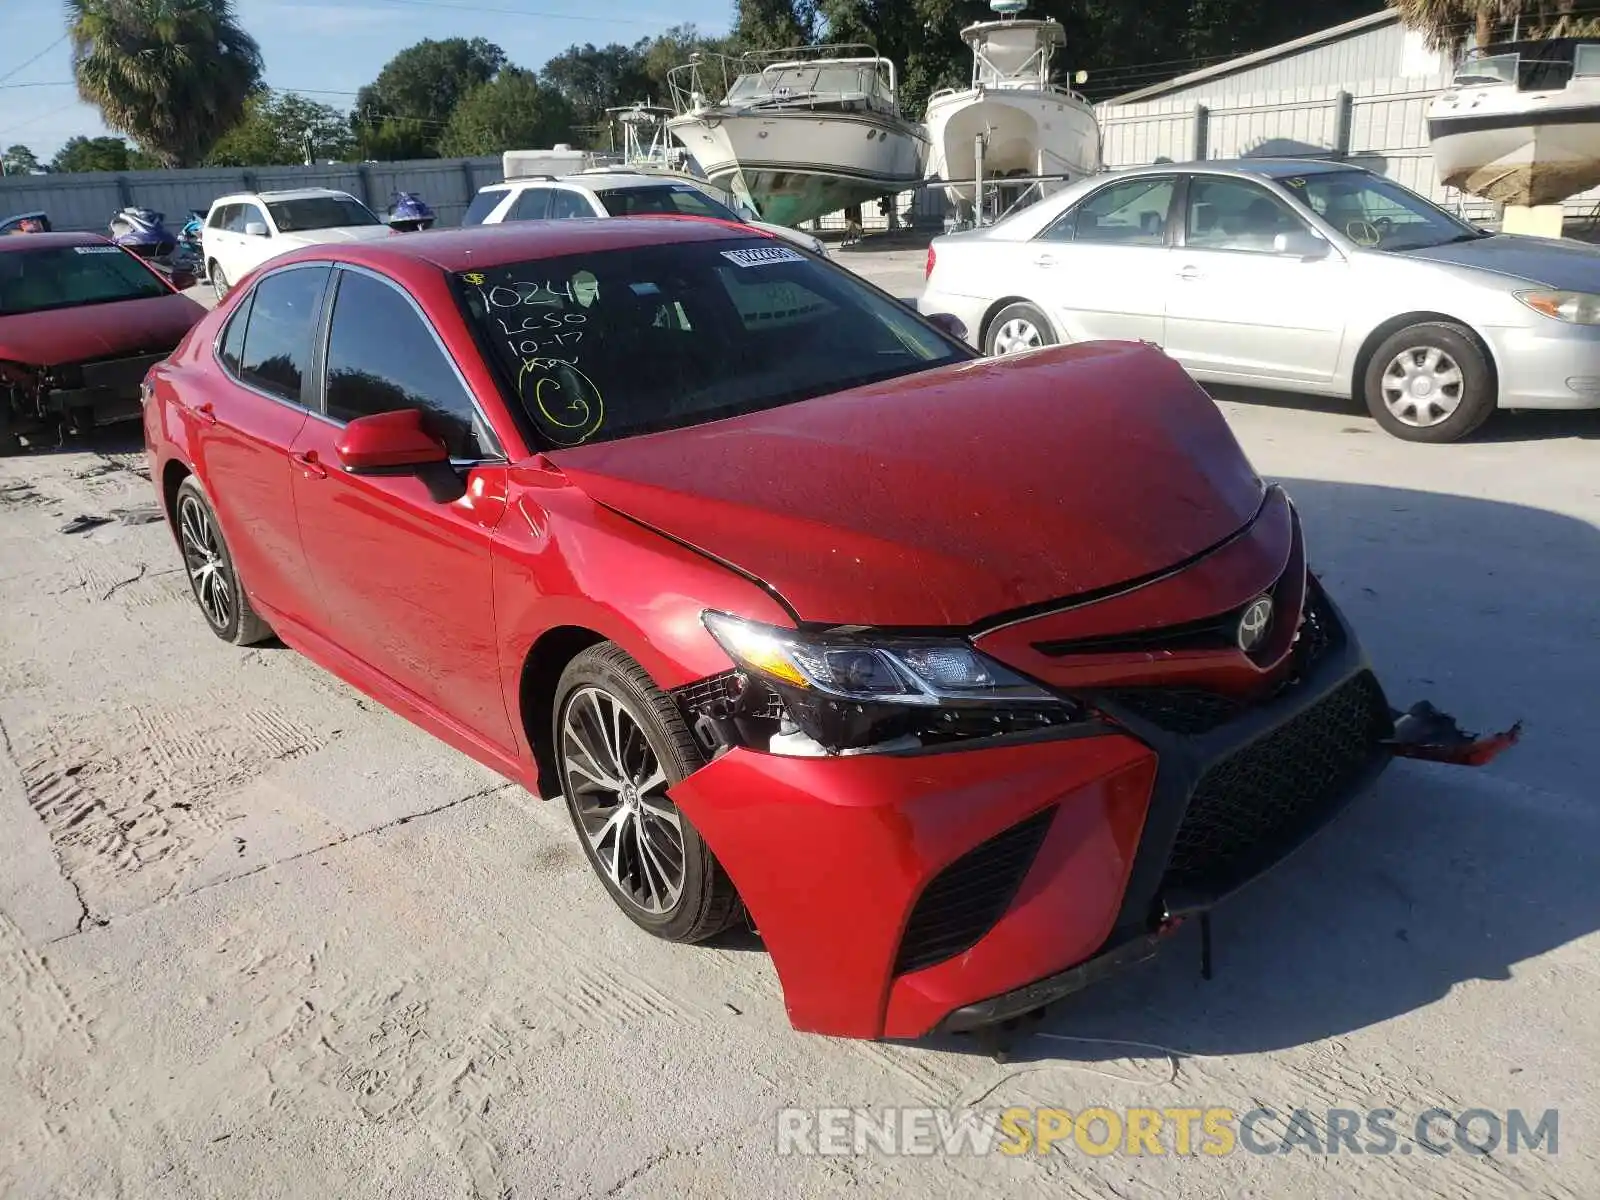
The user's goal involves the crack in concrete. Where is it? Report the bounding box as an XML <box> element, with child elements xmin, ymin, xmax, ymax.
<box><xmin>0</xmin><ymin>713</ymin><xmax>95</xmax><ymax>934</ymax></box>
<box><xmin>43</xmin><ymin>780</ymin><xmax>518</xmax><ymax>945</ymax></box>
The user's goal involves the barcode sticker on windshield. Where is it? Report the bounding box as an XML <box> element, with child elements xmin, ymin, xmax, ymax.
<box><xmin>73</xmin><ymin>245</ymin><xmax>124</xmax><ymax>254</ymax></box>
<box><xmin>721</xmin><ymin>246</ymin><xmax>805</xmax><ymax>268</ymax></box>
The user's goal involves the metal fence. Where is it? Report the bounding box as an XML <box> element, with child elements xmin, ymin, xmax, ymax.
<box><xmin>0</xmin><ymin>156</ymin><xmax>506</xmax><ymax>232</ymax></box>
<box><xmin>1098</xmin><ymin>84</ymin><xmax>1600</xmax><ymax>223</ymax></box>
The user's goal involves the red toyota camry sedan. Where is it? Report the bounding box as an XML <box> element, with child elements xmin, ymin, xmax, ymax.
<box><xmin>142</xmin><ymin>219</ymin><xmax>1511</xmax><ymax>1043</ymax></box>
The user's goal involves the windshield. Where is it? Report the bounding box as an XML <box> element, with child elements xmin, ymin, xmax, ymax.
<box><xmin>597</xmin><ymin>185</ymin><xmax>742</xmax><ymax>222</ymax></box>
<box><xmin>455</xmin><ymin>238</ymin><xmax>968</xmax><ymax>448</ymax></box>
<box><xmin>0</xmin><ymin>244</ymin><xmax>169</xmax><ymax>317</ymax></box>
<box><xmin>266</xmin><ymin>195</ymin><xmax>380</xmax><ymax>232</ymax></box>
<box><xmin>1279</xmin><ymin>171</ymin><xmax>1479</xmax><ymax>252</ymax></box>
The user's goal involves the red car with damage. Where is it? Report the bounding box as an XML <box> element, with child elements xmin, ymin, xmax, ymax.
<box><xmin>1</xmin><ymin>231</ymin><xmax>202</xmax><ymax>451</ymax></box>
<box><xmin>141</xmin><ymin>220</ymin><xmax>1514</xmax><ymax>1044</ymax></box>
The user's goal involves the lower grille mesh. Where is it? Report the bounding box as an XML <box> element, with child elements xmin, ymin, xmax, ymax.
<box><xmin>1164</xmin><ymin>670</ymin><xmax>1390</xmax><ymax>893</ymax></box>
<box><xmin>894</xmin><ymin>807</ymin><xmax>1056</xmax><ymax>976</ymax></box>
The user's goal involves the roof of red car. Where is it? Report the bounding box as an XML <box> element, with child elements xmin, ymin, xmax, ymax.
<box><xmin>0</xmin><ymin>231</ymin><xmax>110</xmax><ymax>254</ymax></box>
<box><xmin>326</xmin><ymin>217</ymin><xmax>759</xmax><ymax>274</ymax></box>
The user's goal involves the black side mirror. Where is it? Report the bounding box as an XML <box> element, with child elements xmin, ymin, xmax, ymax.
<box><xmin>924</xmin><ymin>311</ymin><xmax>968</xmax><ymax>341</ymax></box>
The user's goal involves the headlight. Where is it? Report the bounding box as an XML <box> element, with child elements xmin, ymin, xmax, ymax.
<box><xmin>1515</xmin><ymin>289</ymin><xmax>1600</xmax><ymax>325</ymax></box>
<box><xmin>698</xmin><ymin>612</ymin><xmax>1081</xmax><ymax>754</ymax></box>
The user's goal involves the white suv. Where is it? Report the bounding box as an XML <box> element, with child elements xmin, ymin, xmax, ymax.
<box><xmin>202</xmin><ymin>188</ymin><xmax>393</xmax><ymax>298</ymax></box>
<box><xmin>461</xmin><ymin>170</ymin><xmax>827</xmax><ymax>256</ymax></box>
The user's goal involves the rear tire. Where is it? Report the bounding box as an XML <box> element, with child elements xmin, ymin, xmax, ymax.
<box><xmin>1362</xmin><ymin>321</ymin><xmax>1495</xmax><ymax>443</ymax></box>
<box><xmin>985</xmin><ymin>301</ymin><xmax>1057</xmax><ymax>357</ymax></box>
<box><xmin>553</xmin><ymin>643</ymin><xmax>741</xmax><ymax>944</ymax></box>
<box><xmin>173</xmin><ymin>478</ymin><xmax>272</xmax><ymax>646</ymax></box>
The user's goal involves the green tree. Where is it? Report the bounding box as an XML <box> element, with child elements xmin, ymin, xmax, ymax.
<box><xmin>437</xmin><ymin>68</ymin><xmax>577</xmax><ymax>157</ymax></box>
<box><xmin>2</xmin><ymin>145</ymin><xmax>42</xmax><ymax>175</ymax></box>
<box><xmin>1387</xmin><ymin>0</ymin><xmax>1600</xmax><ymax>52</ymax></box>
<box><xmin>51</xmin><ymin>135</ymin><xmax>134</xmax><ymax>172</ymax></box>
<box><xmin>736</xmin><ymin>0</ymin><xmax>817</xmax><ymax>50</ymax></box>
<box><xmin>67</xmin><ymin>0</ymin><xmax>264</xmax><ymax>168</ymax></box>
<box><xmin>540</xmin><ymin>42</ymin><xmax>655</xmax><ymax>132</ymax></box>
<box><xmin>352</xmin><ymin>37</ymin><xmax>507</xmax><ymax>159</ymax></box>
<box><xmin>209</xmin><ymin>92</ymin><xmax>355</xmax><ymax>166</ymax></box>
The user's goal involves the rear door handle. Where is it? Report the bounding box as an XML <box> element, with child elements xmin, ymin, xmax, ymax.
<box><xmin>291</xmin><ymin>449</ymin><xmax>327</xmax><ymax>480</ymax></box>
<box><xmin>1177</xmin><ymin>266</ymin><xmax>1203</xmax><ymax>281</ymax></box>
<box><xmin>1034</xmin><ymin>254</ymin><xmax>1056</xmax><ymax>268</ymax></box>
<box><xmin>193</xmin><ymin>401</ymin><xmax>217</xmax><ymax>425</ymax></box>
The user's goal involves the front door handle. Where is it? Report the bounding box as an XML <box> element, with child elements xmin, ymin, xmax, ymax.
<box><xmin>1177</xmin><ymin>265</ymin><xmax>1203</xmax><ymax>281</ymax></box>
<box><xmin>291</xmin><ymin>449</ymin><xmax>327</xmax><ymax>480</ymax></box>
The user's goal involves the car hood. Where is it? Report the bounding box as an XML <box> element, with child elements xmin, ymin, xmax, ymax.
<box><xmin>1394</xmin><ymin>233</ymin><xmax>1600</xmax><ymax>290</ymax></box>
<box><xmin>278</xmin><ymin>225</ymin><xmax>394</xmax><ymax>247</ymax></box>
<box><xmin>0</xmin><ymin>291</ymin><xmax>203</xmax><ymax>367</ymax></box>
<box><xmin>549</xmin><ymin>343</ymin><xmax>1266</xmax><ymax>627</ymax></box>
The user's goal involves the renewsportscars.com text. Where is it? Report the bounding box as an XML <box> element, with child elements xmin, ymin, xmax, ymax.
<box><xmin>775</xmin><ymin>1106</ymin><xmax>1559</xmax><ymax>1158</ymax></box>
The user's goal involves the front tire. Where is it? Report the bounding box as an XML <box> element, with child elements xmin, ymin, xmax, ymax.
<box><xmin>174</xmin><ymin>478</ymin><xmax>272</xmax><ymax>645</ymax></box>
<box><xmin>985</xmin><ymin>301</ymin><xmax>1057</xmax><ymax>356</ymax></box>
<box><xmin>1363</xmin><ymin>322</ymin><xmax>1495</xmax><ymax>443</ymax></box>
<box><xmin>209</xmin><ymin>261</ymin><xmax>229</xmax><ymax>302</ymax></box>
<box><xmin>553</xmin><ymin>644</ymin><xmax>741</xmax><ymax>943</ymax></box>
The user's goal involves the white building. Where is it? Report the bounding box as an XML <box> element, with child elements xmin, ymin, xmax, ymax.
<box><xmin>1095</xmin><ymin>10</ymin><xmax>1595</xmax><ymax>221</ymax></box>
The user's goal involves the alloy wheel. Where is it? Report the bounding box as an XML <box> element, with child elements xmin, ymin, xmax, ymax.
<box><xmin>178</xmin><ymin>494</ymin><xmax>232</xmax><ymax>631</ymax></box>
<box><xmin>211</xmin><ymin>265</ymin><xmax>229</xmax><ymax>302</ymax></box>
<box><xmin>561</xmin><ymin>686</ymin><xmax>686</xmax><ymax>915</ymax></box>
<box><xmin>1380</xmin><ymin>345</ymin><xmax>1464</xmax><ymax>428</ymax></box>
<box><xmin>992</xmin><ymin>317</ymin><xmax>1043</xmax><ymax>355</ymax></box>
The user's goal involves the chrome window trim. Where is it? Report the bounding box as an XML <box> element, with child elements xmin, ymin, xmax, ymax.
<box><xmin>320</xmin><ymin>261</ymin><xmax>510</xmax><ymax>466</ymax></box>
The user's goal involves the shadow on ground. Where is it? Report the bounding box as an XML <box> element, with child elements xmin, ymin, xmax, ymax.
<box><xmin>921</xmin><ymin>478</ymin><xmax>1599</xmax><ymax>1062</ymax></box>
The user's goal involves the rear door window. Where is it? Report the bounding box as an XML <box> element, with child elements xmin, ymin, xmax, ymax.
<box><xmin>509</xmin><ymin>189</ymin><xmax>552</xmax><ymax>221</ymax></box>
<box><xmin>548</xmin><ymin>190</ymin><xmax>593</xmax><ymax>219</ymax></box>
<box><xmin>321</xmin><ymin>268</ymin><xmax>494</xmax><ymax>460</ymax></box>
<box><xmin>1042</xmin><ymin>177</ymin><xmax>1176</xmax><ymax>245</ymax></box>
<box><xmin>236</xmin><ymin>265</ymin><xmax>330</xmax><ymax>403</ymax></box>
<box><xmin>463</xmin><ymin>190</ymin><xmax>508</xmax><ymax>225</ymax></box>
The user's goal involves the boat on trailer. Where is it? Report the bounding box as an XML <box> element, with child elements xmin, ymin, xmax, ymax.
<box><xmin>666</xmin><ymin>45</ymin><xmax>930</xmax><ymax>228</ymax></box>
<box><xmin>924</xmin><ymin>0</ymin><xmax>1102</xmax><ymax>224</ymax></box>
<box><xmin>1429</xmin><ymin>38</ymin><xmax>1600</xmax><ymax>207</ymax></box>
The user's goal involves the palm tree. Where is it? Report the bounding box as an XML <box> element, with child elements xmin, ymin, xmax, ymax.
<box><xmin>68</xmin><ymin>0</ymin><xmax>264</xmax><ymax>168</ymax></box>
<box><xmin>1389</xmin><ymin>0</ymin><xmax>1600</xmax><ymax>53</ymax></box>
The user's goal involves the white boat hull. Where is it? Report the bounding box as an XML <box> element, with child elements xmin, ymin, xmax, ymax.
<box><xmin>667</xmin><ymin>108</ymin><xmax>931</xmax><ymax>226</ymax></box>
<box><xmin>1429</xmin><ymin>83</ymin><xmax>1600</xmax><ymax>206</ymax></box>
<box><xmin>924</xmin><ymin>88</ymin><xmax>1101</xmax><ymax>207</ymax></box>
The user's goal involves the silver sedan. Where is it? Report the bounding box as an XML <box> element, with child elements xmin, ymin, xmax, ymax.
<box><xmin>920</xmin><ymin>158</ymin><xmax>1600</xmax><ymax>441</ymax></box>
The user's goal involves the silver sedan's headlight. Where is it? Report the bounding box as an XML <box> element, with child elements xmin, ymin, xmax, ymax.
<box><xmin>1515</xmin><ymin>289</ymin><xmax>1600</xmax><ymax>325</ymax></box>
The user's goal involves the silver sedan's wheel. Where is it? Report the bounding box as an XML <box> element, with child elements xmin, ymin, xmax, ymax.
<box><xmin>1380</xmin><ymin>345</ymin><xmax>1464</xmax><ymax>428</ymax></box>
<box><xmin>1362</xmin><ymin>321</ymin><xmax>1495</xmax><ymax>443</ymax></box>
<box><xmin>993</xmin><ymin>318</ymin><xmax>1044</xmax><ymax>355</ymax></box>
<box><xmin>561</xmin><ymin>685</ymin><xmax>685</xmax><ymax>915</ymax></box>
<box><xmin>984</xmin><ymin>301</ymin><xmax>1057</xmax><ymax>357</ymax></box>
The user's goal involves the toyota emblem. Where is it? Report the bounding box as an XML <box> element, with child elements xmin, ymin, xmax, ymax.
<box><xmin>1237</xmin><ymin>596</ymin><xmax>1274</xmax><ymax>653</ymax></box>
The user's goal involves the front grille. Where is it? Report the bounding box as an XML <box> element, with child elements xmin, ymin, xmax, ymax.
<box><xmin>894</xmin><ymin>807</ymin><xmax>1056</xmax><ymax>976</ymax></box>
<box><xmin>1163</xmin><ymin>670</ymin><xmax>1390</xmax><ymax>894</ymax></box>
<box><xmin>1094</xmin><ymin>580</ymin><xmax>1342</xmax><ymax>737</ymax></box>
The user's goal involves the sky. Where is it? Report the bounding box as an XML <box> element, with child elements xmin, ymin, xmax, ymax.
<box><xmin>0</xmin><ymin>0</ymin><xmax>732</xmax><ymax>159</ymax></box>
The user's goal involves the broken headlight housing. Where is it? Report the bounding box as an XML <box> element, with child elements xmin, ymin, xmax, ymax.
<box><xmin>688</xmin><ymin>611</ymin><xmax>1083</xmax><ymax>756</ymax></box>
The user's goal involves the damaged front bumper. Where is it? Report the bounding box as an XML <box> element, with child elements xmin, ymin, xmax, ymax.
<box><xmin>2</xmin><ymin>353</ymin><xmax>164</xmax><ymax>439</ymax></box>
<box><xmin>669</xmin><ymin>584</ymin><xmax>1518</xmax><ymax>1044</ymax></box>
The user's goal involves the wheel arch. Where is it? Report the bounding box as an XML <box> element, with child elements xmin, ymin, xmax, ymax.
<box><xmin>161</xmin><ymin>457</ymin><xmax>193</xmax><ymax>536</ymax></box>
<box><xmin>518</xmin><ymin>624</ymin><xmax>609</xmax><ymax>798</ymax></box>
<box><xmin>1351</xmin><ymin>311</ymin><xmax>1500</xmax><ymax>404</ymax></box>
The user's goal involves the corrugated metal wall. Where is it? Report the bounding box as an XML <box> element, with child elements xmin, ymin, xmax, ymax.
<box><xmin>1097</xmin><ymin>17</ymin><xmax>1600</xmax><ymax>221</ymax></box>
<box><xmin>0</xmin><ymin>157</ymin><xmax>506</xmax><ymax>232</ymax></box>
